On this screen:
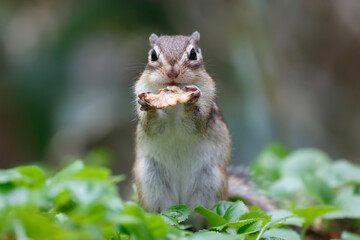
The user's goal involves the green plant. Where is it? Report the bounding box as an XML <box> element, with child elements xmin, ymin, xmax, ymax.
<box><xmin>253</xmin><ymin>144</ymin><xmax>360</xmax><ymax>237</ymax></box>
<box><xmin>0</xmin><ymin>145</ymin><xmax>359</xmax><ymax>239</ymax></box>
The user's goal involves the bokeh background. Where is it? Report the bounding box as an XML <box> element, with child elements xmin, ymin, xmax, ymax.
<box><xmin>1</xmin><ymin>0</ymin><xmax>360</xmax><ymax>198</ymax></box>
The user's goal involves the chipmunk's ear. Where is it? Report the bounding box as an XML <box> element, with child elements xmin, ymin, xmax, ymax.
<box><xmin>190</xmin><ymin>31</ymin><xmax>200</xmax><ymax>45</ymax></box>
<box><xmin>149</xmin><ymin>33</ymin><xmax>159</xmax><ymax>47</ymax></box>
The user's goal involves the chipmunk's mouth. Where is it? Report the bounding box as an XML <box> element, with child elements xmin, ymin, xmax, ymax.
<box><xmin>168</xmin><ymin>81</ymin><xmax>179</xmax><ymax>86</ymax></box>
<box><xmin>162</xmin><ymin>78</ymin><xmax>188</xmax><ymax>88</ymax></box>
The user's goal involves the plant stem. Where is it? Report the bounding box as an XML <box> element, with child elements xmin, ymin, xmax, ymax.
<box><xmin>300</xmin><ymin>225</ymin><xmax>308</xmax><ymax>240</ymax></box>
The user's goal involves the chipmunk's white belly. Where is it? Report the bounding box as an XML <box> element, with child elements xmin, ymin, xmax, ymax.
<box><xmin>146</xmin><ymin>106</ymin><xmax>199</xmax><ymax>159</ymax></box>
<box><xmin>138</xmin><ymin>106</ymin><xmax>220</xmax><ymax>213</ymax></box>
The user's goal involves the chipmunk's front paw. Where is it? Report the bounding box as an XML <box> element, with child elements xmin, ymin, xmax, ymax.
<box><xmin>138</xmin><ymin>93</ymin><xmax>156</xmax><ymax>111</ymax></box>
<box><xmin>182</xmin><ymin>85</ymin><xmax>201</xmax><ymax>104</ymax></box>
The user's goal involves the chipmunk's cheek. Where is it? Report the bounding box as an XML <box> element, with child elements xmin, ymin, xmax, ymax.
<box><xmin>148</xmin><ymin>72</ymin><xmax>163</xmax><ymax>84</ymax></box>
<box><xmin>181</xmin><ymin>71</ymin><xmax>197</xmax><ymax>84</ymax></box>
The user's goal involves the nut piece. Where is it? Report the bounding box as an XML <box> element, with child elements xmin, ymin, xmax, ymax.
<box><xmin>140</xmin><ymin>86</ymin><xmax>197</xmax><ymax>109</ymax></box>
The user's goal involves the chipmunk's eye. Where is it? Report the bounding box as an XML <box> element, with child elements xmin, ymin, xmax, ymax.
<box><xmin>151</xmin><ymin>49</ymin><xmax>158</xmax><ymax>61</ymax></box>
<box><xmin>189</xmin><ymin>48</ymin><xmax>197</xmax><ymax>60</ymax></box>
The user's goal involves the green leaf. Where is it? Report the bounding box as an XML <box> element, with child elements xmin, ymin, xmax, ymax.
<box><xmin>85</xmin><ymin>147</ymin><xmax>113</xmax><ymax>167</ymax></box>
<box><xmin>267</xmin><ymin>210</ymin><xmax>304</xmax><ymax>227</ymax></box>
<box><xmin>145</xmin><ymin>214</ymin><xmax>168</xmax><ymax>239</ymax></box>
<box><xmin>116</xmin><ymin>204</ymin><xmax>169</xmax><ymax>240</ymax></box>
<box><xmin>48</xmin><ymin>161</ymin><xmax>84</xmax><ymax>184</ymax></box>
<box><xmin>7</xmin><ymin>208</ymin><xmax>87</xmax><ymax>240</ymax></box>
<box><xmin>167</xmin><ymin>225</ymin><xmax>193</xmax><ymax>238</ymax></box>
<box><xmin>237</xmin><ymin>220</ymin><xmax>263</xmax><ymax>234</ymax></box>
<box><xmin>318</xmin><ymin>160</ymin><xmax>360</xmax><ymax>187</ymax></box>
<box><xmin>194</xmin><ymin>206</ymin><xmax>227</xmax><ymax>227</ymax></box>
<box><xmin>0</xmin><ymin>188</ymin><xmax>31</xmax><ymax>207</ymax></box>
<box><xmin>261</xmin><ymin>228</ymin><xmax>301</xmax><ymax>240</ymax></box>
<box><xmin>293</xmin><ymin>205</ymin><xmax>338</xmax><ymax>227</ymax></box>
<box><xmin>123</xmin><ymin>203</ymin><xmax>145</xmax><ymax>218</ymax></box>
<box><xmin>48</xmin><ymin>161</ymin><xmax>115</xmax><ymax>185</ymax></box>
<box><xmin>186</xmin><ymin>231</ymin><xmax>238</xmax><ymax>240</ymax></box>
<box><xmin>240</xmin><ymin>206</ymin><xmax>271</xmax><ymax>224</ymax></box>
<box><xmin>325</xmin><ymin>191</ymin><xmax>360</xmax><ymax>219</ymax></box>
<box><xmin>222</xmin><ymin>201</ymin><xmax>249</xmax><ymax>222</ymax></box>
<box><xmin>211</xmin><ymin>218</ymin><xmax>262</xmax><ymax>232</ymax></box>
<box><xmin>234</xmin><ymin>207</ymin><xmax>272</xmax><ymax>239</ymax></box>
<box><xmin>211</xmin><ymin>201</ymin><xmax>234</xmax><ymax>217</ymax></box>
<box><xmin>301</xmin><ymin>174</ymin><xmax>334</xmax><ymax>205</ymax></box>
<box><xmin>266</xmin><ymin>149</ymin><xmax>340</xmax><ymax>207</ymax></box>
<box><xmin>16</xmin><ymin>166</ymin><xmax>46</xmax><ymax>188</ymax></box>
<box><xmin>341</xmin><ymin>231</ymin><xmax>360</xmax><ymax>240</ymax></box>
<box><xmin>211</xmin><ymin>201</ymin><xmax>249</xmax><ymax>222</ymax></box>
<box><xmin>110</xmin><ymin>175</ymin><xmax>126</xmax><ymax>183</ymax></box>
<box><xmin>254</xmin><ymin>209</ymin><xmax>303</xmax><ymax>240</ymax></box>
<box><xmin>0</xmin><ymin>166</ymin><xmax>45</xmax><ymax>189</ymax></box>
<box><xmin>281</xmin><ymin>149</ymin><xmax>331</xmax><ymax>177</ymax></box>
<box><xmin>160</xmin><ymin>214</ymin><xmax>178</xmax><ymax>226</ymax></box>
<box><xmin>160</xmin><ymin>205</ymin><xmax>190</xmax><ymax>225</ymax></box>
<box><xmin>47</xmin><ymin>180</ymin><xmax>118</xmax><ymax>205</ymax></box>
<box><xmin>195</xmin><ymin>201</ymin><xmax>249</xmax><ymax>228</ymax></box>
<box><xmin>252</xmin><ymin>143</ymin><xmax>288</xmax><ymax>184</ymax></box>
<box><xmin>0</xmin><ymin>169</ymin><xmax>22</xmax><ymax>184</ymax></box>
<box><xmin>114</xmin><ymin>214</ymin><xmax>152</xmax><ymax>240</ymax></box>
<box><xmin>268</xmin><ymin>177</ymin><xmax>303</xmax><ymax>199</ymax></box>
<box><xmin>71</xmin><ymin>167</ymin><xmax>110</xmax><ymax>180</ymax></box>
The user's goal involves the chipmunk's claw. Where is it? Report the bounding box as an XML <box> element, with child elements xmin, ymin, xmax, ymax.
<box><xmin>183</xmin><ymin>85</ymin><xmax>201</xmax><ymax>104</ymax></box>
<box><xmin>138</xmin><ymin>93</ymin><xmax>156</xmax><ymax>111</ymax></box>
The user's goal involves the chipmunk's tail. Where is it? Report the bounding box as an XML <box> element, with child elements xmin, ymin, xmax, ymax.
<box><xmin>227</xmin><ymin>166</ymin><xmax>276</xmax><ymax>211</ymax></box>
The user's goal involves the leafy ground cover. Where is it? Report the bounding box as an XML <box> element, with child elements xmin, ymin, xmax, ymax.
<box><xmin>1</xmin><ymin>145</ymin><xmax>360</xmax><ymax>239</ymax></box>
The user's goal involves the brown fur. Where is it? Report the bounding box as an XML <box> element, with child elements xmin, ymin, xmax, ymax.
<box><xmin>134</xmin><ymin>33</ymin><xmax>275</xmax><ymax>218</ymax></box>
<box><xmin>155</xmin><ymin>36</ymin><xmax>190</xmax><ymax>63</ymax></box>
<box><xmin>135</xmin><ymin>33</ymin><xmax>267</xmax><ymax>229</ymax></box>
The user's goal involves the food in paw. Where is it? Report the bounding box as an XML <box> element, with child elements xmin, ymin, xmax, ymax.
<box><xmin>139</xmin><ymin>86</ymin><xmax>199</xmax><ymax>109</ymax></box>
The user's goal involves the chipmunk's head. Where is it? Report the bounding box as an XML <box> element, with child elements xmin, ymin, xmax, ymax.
<box><xmin>145</xmin><ymin>31</ymin><xmax>204</xmax><ymax>86</ymax></box>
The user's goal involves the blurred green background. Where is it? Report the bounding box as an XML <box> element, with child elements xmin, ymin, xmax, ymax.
<box><xmin>1</xmin><ymin>0</ymin><xmax>360</xmax><ymax>198</ymax></box>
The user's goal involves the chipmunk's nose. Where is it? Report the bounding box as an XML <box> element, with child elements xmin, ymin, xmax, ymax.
<box><xmin>166</xmin><ymin>64</ymin><xmax>179</xmax><ymax>79</ymax></box>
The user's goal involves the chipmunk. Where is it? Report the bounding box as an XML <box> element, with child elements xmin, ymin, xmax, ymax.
<box><xmin>134</xmin><ymin>32</ymin><xmax>274</xmax><ymax>229</ymax></box>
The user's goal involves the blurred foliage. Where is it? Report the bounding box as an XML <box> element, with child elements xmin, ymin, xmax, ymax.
<box><xmin>1</xmin><ymin>146</ymin><xmax>360</xmax><ymax>239</ymax></box>
<box><xmin>253</xmin><ymin>144</ymin><xmax>360</xmax><ymax>237</ymax></box>
<box><xmin>0</xmin><ymin>159</ymin><xmax>302</xmax><ymax>240</ymax></box>
<box><xmin>253</xmin><ymin>144</ymin><xmax>360</xmax><ymax>212</ymax></box>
